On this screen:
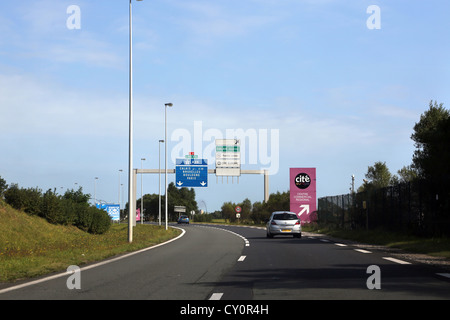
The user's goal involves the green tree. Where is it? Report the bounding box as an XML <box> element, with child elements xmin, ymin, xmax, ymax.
<box><xmin>397</xmin><ymin>165</ymin><xmax>418</xmax><ymax>184</ymax></box>
<box><xmin>359</xmin><ymin>161</ymin><xmax>395</xmax><ymax>192</ymax></box>
<box><xmin>411</xmin><ymin>100</ymin><xmax>450</xmax><ymax>181</ymax></box>
<box><xmin>0</xmin><ymin>176</ymin><xmax>7</xmax><ymax>199</ymax></box>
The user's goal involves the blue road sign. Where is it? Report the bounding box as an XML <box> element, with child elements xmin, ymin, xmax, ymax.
<box><xmin>175</xmin><ymin>158</ymin><xmax>208</xmax><ymax>188</ymax></box>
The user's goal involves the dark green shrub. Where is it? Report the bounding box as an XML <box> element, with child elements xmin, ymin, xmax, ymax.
<box><xmin>41</xmin><ymin>189</ymin><xmax>64</xmax><ymax>224</ymax></box>
<box><xmin>88</xmin><ymin>207</ymin><xmax>111</xmax><ymax>234</ymax></box>
<box><xmin>75</xmin><ymin>203</ymin><xmax>92</xmax><ymax>232</ymax></box>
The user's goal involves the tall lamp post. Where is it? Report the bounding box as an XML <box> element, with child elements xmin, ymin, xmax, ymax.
<box><xmin>158</xmin><ymin>139</ymin><xmax>164</xmax><ymax>226</ymax></box>
<box><xmin>128</xmin><ymin>0</ymin><xmax>143</xmax><ymax>243</ymax></box>
<box><xmin>140</xmin><ymin>158</ymin><xmax>146</xmax><ymax>224</ymax></box>
<box><xmin>94</xmin><ymin>177</ymin><xmax>99</xmax><ymax>207</ymax></box>
<box><xmin>165</xmin><ymin>103</ymin><xmax>173</xmax><ymax>230</ymax></box>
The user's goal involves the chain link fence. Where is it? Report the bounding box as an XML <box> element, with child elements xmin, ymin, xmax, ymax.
<box><xmin>318</xmin><ymin>179</ymin><xmax>450</xmax><ymax>236</ymax></box>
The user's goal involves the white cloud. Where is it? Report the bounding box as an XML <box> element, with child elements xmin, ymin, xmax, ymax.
<box><xmin>0</xmin><ymin>73</ymin><xmax>127</xmax><ymax>137</ymax></box>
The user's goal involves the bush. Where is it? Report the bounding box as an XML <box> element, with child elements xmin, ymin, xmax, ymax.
<box><xmin>75</xmin><ymin>203</ymin><xmax>93</xmax><ymax>232</ymax></box>
<box><xmin>193</xmin><ymin>214</ymin><xmax>212</xmax><ymax>223</ymax></box>
<box><xmin>4</xmin><ymin>184</ymin><xmax>25</xmax><ymax>211</ymax></box>
<box><xmin>41</xmin><ymin>189</ymin><xmax>64</xmax><ymax>224</ymax></box>
<box><xmin>89</xmin><ymin>207</ymin><xmax>111</xmax><ymax>234</ymax></box>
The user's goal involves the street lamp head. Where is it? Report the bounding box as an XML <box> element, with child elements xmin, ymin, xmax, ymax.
<box><xmin>165</xmin><ymin>103</ymin><xmax>173</xmax><ymax>107</ymax></box>
<box><xmin>159</xmin><ymin>139</ymin><xmax>164</xmax><ymax>143</ymax></box>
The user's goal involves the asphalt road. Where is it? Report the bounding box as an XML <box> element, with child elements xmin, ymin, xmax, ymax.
<box><xmin>1</xmin><ymin>224</ymin><xmax>449</xmax><ymax>300</ymax></box>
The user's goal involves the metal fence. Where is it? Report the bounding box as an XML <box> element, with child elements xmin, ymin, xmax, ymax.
<box><xmin>318</xmin><ymin>180</ymin><xmax>450</xmax><ymax>236</ymax></box>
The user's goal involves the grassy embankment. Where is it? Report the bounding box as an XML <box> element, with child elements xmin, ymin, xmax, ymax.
<box><xmin>0</xmin><ymin>201</ymin><xmax>181</xmax><ymax>282</ymax></box>
<box><xmin>302</xmin><ymin>224</ymin><xmax>450</xmax><ymax>259</ymax></box>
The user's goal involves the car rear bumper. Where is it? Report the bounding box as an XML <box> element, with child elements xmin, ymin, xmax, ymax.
<box><xmin>267</xmin><ymin>225</ymin><xmax>301</xmax><ymax>235</ymax></box>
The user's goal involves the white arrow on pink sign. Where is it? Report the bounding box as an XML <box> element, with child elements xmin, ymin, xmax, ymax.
<box><xmin>290</xmin><ymin>168</ymin><xmax>317</xmax><ymax>223</ymax></box>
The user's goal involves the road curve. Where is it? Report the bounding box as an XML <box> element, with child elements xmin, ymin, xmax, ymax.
<box><xmin>1</xmin><ymin>223</ymin><xmax>449</xmax><ymax>301</ymax></box>
<box><xmin>0</xmin><ymin>224</ymin><xmax>244</xmax><ymax>300</ymax></box>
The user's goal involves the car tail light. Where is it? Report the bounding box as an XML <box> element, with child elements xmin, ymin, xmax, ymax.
<box><xmin>271</xmin><ymin>221</ymin><xmax>277</xmax><ymax>225</ymax></box>
<box><xmin>295</xmin><ymin>220</ymin><xmax>300</xmax><ymax>225</ymax></box>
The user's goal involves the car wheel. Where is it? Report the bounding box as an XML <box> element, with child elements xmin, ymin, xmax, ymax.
<box><xmin>266</xmin><ymin>232</ymin><xmax>273</xmax><ymax>238</ymax></box>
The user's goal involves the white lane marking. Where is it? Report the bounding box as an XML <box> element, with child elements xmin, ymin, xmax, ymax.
<box><xmin>0</xmin><ymin>227</ymin><xmax>186</xmax><ymax>295</ymax></box>
<box><xmin>209</xmin><ymin>293</ymin><xmax>223</xmax><ymax>300</ymax></box>
<box><xmin>320</xmin><ymin>239</ymin><xmax>330</xmax><ymax>242</ymax></box>
<box><xmin>238</xmin><ymin>256</ymin><xmax>246</xmax><ymax>262</ymax></box>
<box><xmin>335</xmin><ymin>243</ymin><xmax>347</xmax><ymax>247</ymax></box>
<box><xmin>354</xmin><ymin>249</ymin><xmax>372</xmax><ymax>254</ymax></box>
<box><xmin>382</xmin><ymin>257</ymin><xmax>411</xmax><ymax>265</ymax></box>
<box><xmin>436</xmin><ymin>273</ymin><xmax>450</xmax><ymax>279</ymax></box>
<box><xmin>199</xmin><ymin>225</ymin><xmax>250</xmax><ymax>247</ymax></box>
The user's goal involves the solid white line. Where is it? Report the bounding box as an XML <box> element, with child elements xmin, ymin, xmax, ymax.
<box><xmin>238</xmin><ymin>256</ymin><xmax>246</xmax><ymax>262</ymax></box>
<box><xmin>354</xmin><ymin>249</ymin><xmax>372</xmax><ymax>254</ymax></box>
<box><xmin>382</xmin><ymin>257</ymin><xmax>411</xmax><ymax>265</ymax></box>
<box><xmin>0</xmin><ymin>227</ymin><xmax>186</xmax><ymax>295</ymax></box>
<box><xmin>209</xmin><ymin>293</ymin><xmax>223</xmax><ymax>300</ymax></box>
<box><xmin>335</xmin><ymin>243</ymin><xmax>347</xmax><ymax>247</ymax></box>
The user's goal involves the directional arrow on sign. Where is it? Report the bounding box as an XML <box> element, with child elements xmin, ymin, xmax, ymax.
<box><xmin>200</xmin><ymin>181</ymin><xmax>206</xmax><ymax>186</ymax></box>
<box><xmin>177</xmin><ymin>181</ymin><xmax>183</xmax><ymax>186</ymax></box>
<box><xmin>298</xmin><ymin>204</ymin><xmax>310</xmax><ymax>217</ymax></box>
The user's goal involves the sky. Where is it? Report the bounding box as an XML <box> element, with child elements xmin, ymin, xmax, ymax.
<box><xmin>1</xmin><ymin>0</ymin><xmax>449</xmax><ymax>213</ymax></box>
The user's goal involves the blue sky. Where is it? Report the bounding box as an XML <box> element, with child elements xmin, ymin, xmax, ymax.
<box><xmin>1</xmin><ymin>0</ymin><xmax>449</xmax><ymax>212</ymax></box>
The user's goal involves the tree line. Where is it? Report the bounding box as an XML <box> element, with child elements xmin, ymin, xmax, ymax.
<box><xmin>357</xmin><ymin>100</ymin><xmax>449</xmax><ymax>193</ymax></box>
<box><xmin>321</xmin><ymin>100</ymin><xmax>450</xmax><ymax>236</ymax></box>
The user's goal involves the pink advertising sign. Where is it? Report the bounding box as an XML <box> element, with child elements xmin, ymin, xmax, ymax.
<box><xmin>290</xmin><ymin>168</ymin><xmax>317</xmax><ymax>223</ymax></box>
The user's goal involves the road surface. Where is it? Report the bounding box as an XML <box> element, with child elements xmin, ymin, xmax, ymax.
<box><xmin>1</xmin><ymin>224</ymin><xmax>449</xmax><ymax>300</ymax></box>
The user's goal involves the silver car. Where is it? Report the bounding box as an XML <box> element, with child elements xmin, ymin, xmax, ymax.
<box><xmin>266</xmin><ymin>211</ymin><xmax>302</xmax><ymax>238</ymax></box>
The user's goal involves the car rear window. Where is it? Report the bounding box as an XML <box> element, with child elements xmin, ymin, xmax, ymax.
<box><xmin>273</xmin><ymin>213</ymin><xmax>298</xmax><ymax>220</ymax></box>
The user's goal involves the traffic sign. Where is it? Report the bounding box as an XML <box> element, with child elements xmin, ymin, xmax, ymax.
<box><xmin>175</xmin><ymin>157</ymin><xmax>208</xmax><ymax>188</ymax></box>
<box><xmin>216</xmin><ymin>139</ymin><xmax>241</xmax><ymax>176</ymax></box>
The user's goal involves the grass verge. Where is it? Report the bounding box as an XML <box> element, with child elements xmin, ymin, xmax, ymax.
<box><xmin>302</xmin><ymin>224</ymin><xmax>450</xmax><ymax>259</ymax></box>
<box><xmin>0</xmin><ymin>201</ymin><xmax>181</xmax><ymax>282</ymax></box>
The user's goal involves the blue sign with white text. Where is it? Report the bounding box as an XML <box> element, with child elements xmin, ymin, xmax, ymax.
<box><xmin>175</xmin><ymin>158</ymin><xmax>208</xmax><ymax>188</ymax></box>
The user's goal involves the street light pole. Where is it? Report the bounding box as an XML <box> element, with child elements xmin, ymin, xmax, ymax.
<box><xmin>128</xmin><ymin>0</ymin><xmax>143</xmax><ymax>243</ymax></box>
<box><xmin>94</xmin><ymin>177</ymin><xmax>98</xmax><ymax>207</ymax></box>
<box><xmin>140</xmin><ymin>158</ymin><xmax>145</xmax><ymax>224</ymax></box>
<box><xmin>165</xmin><ymin>103</ymin><xmax>173</xmax><ymax>230</ymax></box>
<box><xmin>159</xmin><ymin>139</ymin><xmax>164</xmax><ymax>226</ymax></box>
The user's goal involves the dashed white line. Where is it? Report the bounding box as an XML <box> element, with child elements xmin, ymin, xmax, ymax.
<box><xmin>209</xmin><ymin>293</ymin><xmax>223</xmax><ymax>300</ymax></box>
<box><xmin>320</xmin><ymin>239</ymin><xmax>330</xmax><ymax>243</ymax></box>
<box><xmin>354</xmin><ymin>249</ymin><xmax>372</xmax><ymax>254</ymax></box>
<box><xmin>382</xmin><ymin>257</ymin><xmax>411</xmax><ymax>265</ymax></box>
<box><xmin>436</xmin><ymin>273</ymin><xmax>450</xmax><ymax>279</ymax></box>
<box><xmin>238</xmin><ymin>255</ymin><xmax>246</xmax><ymax>262</ymax></box>
<box><xmin>335</xmin><ymin>243</ymin><xmax>347</xmax><ymax>247</ymax></box>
